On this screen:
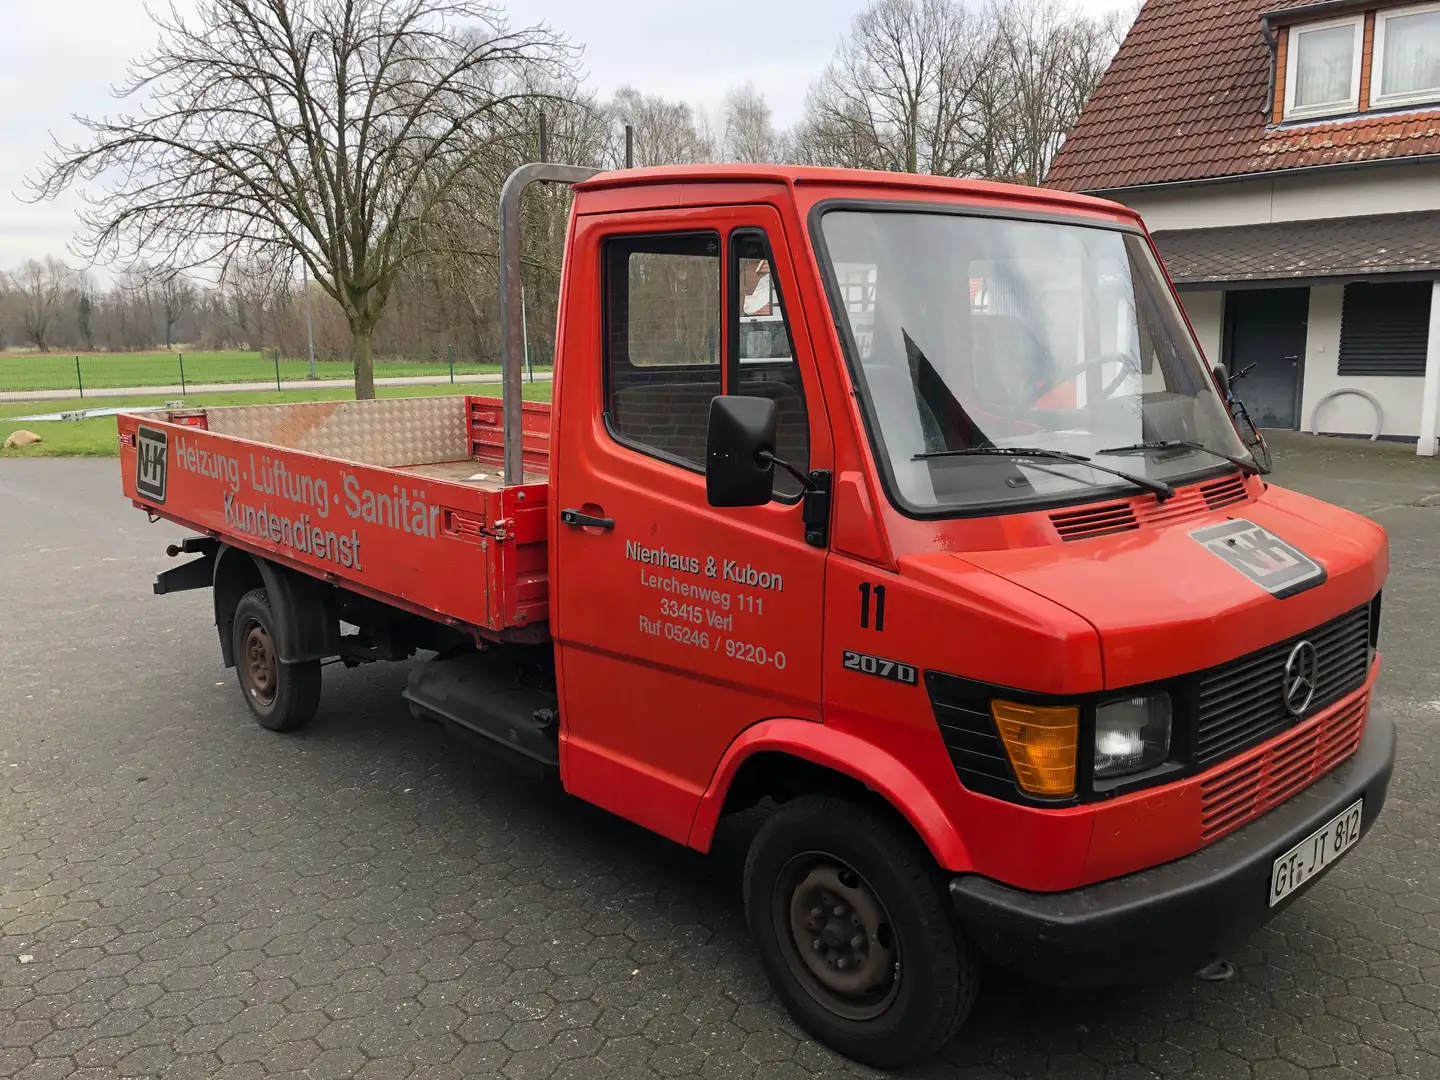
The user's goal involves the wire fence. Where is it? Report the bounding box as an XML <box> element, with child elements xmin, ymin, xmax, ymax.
<box><xmin>0</xmin><ymin>347</ymin><xmax>554</xmax><ymax>397</ymax></box>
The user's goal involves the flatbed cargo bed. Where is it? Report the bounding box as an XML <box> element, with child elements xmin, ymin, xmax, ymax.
<box><xmin>117</xmin><ymin>395</ymin><xmax>554</xmax><ymax>639</ymax></box>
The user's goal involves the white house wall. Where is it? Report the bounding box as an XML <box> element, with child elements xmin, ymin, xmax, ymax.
<box><xmin>1299</xmin><ymin>286</ymin><xmax>1423</xmax><ymax>438</ymax></box>
<box><xmin>1121</xmin><ymin>161</ymin><xmax>1440</xmax><ymax>232</ymax></box>
<box><xmin>1178</xmin><ymin>291</ymin><xmax>1224</xmax><ymax>366</ymax></box>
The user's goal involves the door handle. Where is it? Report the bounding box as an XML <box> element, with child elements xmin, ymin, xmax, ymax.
<box><xmin>560</xmin><ymin>508</ymin><xmax>614</xmax><ymax>530</ymax></box>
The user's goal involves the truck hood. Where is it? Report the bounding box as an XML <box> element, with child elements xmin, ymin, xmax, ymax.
<box><xmin>907</xmin><ymin>484</ymin><xmax>1388</xmax><ymax>687</ymax></box>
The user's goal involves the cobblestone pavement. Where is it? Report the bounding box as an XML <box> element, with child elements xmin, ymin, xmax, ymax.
<box><xmin>2</xmin><ymin>437</ymin><xmax>1439</xmax><ymax>1080</ymax></box>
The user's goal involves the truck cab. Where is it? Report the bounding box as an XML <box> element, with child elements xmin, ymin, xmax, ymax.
<box><xmin>122</xmin><ymin>164</ymin><xmax>1393</xmax><ymax>1068</ymax></box>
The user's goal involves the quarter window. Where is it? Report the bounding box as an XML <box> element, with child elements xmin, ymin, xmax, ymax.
<box><xmin>1375</xmin><ymin>4</ymin><xmax>1440</xmax><ymax>107</ymax></box>
<box><xmin>1285</xmin><ymin>17</ymin><xmax>1363</xmax><ymax>119</ymax></box>
<box><xmin>730</xmin><ymin>230</ymin><xmax>810</xmax><ymax>498</ymax></box>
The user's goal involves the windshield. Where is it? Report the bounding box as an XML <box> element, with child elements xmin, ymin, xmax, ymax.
<box><xmin>818</xmin><ymin>209</ymin><xmax>1252</xmax><ymax>513</ymax></box>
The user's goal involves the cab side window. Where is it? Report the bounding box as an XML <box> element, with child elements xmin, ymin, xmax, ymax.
<box><xmin>604</xmin><ymin>232</ymin><xmax>721</xmax><ymax>469</ymax></box>
<box><xmin>731</xmin><ymin>230</ymin><xmax>810</xmax><ymax>498</ymax></box>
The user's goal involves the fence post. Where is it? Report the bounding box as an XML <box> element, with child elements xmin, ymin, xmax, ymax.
<box><xmin>448</xmin><ymin>344</ymin><xmax>454</xmax><ymax>384</ymax></box>
<box><xmin>75</xmin><ymin>356</ymin><xmax>84</xmax><ymax>399</ymax></box>
<box><xmin>178</xmin><ymin>351</ymin><xmax>186</xmax><ymax>393</ymax></box>
<box><xmin>275</xmin><ymin>348</ymin><xmax>282</xmax><ymax>392</ymax></box>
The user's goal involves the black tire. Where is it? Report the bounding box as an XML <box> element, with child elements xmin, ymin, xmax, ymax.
<box><xmin>1231</xmin><ymin>403</ymin><xmax>1273</xmax><ymax>473</ymax></box>
<box><xmin>231</xmin><ymin>588</ymin><xmax>321</xmax><ymax>731</ymax></box>
<box><xmin>743</xmin><ymin>796</ymin><xmax>978</xmax><ymax>1068</ymax></box>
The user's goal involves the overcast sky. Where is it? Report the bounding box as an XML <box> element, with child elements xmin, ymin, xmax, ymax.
<box><xmin>0</xmin><ymin>0</ymin><xmax>1126</xmax><ymax>271</ymax></box>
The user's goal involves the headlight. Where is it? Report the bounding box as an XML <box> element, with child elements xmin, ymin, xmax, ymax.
<box><xmin>1094</xmin><ymin>694</ymin><xmax>1172</xmax><ymax>779</ymax></box>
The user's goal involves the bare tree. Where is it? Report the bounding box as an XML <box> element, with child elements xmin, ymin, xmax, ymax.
<box><xmin>606</xmin><ymin>87</ymin><xmax>714</xmax><ymax>167</ymax></box>
<box><xmin>721</xmin><ymin>85</ymin><xmax>784</xmax><ymax>163</ymax></box>
<box><xmin>220</xmin><ymin>253</ymin><xmax>293</xmax><ymax>352</ymax></box>
<box><xmin>794</xmin><ymin>0</ymin><xmax>986</xmax><ymax>175</ymax></box>
<box><xmin>158</xmin><ymin>271</ymin><xmax>195</xmax><ymax>350</ymax></box>
<box><xmin>30</xmin><ymin>0</ymin><xmax>576</xmax><ymax>397</ymax></box>
<box><xmin>75</xmin><ymin>272</ymin><xmax>96</xmax><ymax>351</ymax></box>
<box><xmin>455</xmin><ymin>86</ymin><xmax>608</xmax><ymax>349</ymax></box>
<box><xmin>12</xmin><ymin>257</ymin><xmax>71</xmax><ymax>352</ymax></box>
<box><xmin>791</xmin><ymin>0</ymin><xmax>1123</xmax><ymax>183</ymax></box>
<box><xmin>996</xmin><ymin>0</ymin><xmax>1118</xmax><ymax>184</ymax></box>
<box><xmin>1036</xmin><ymin>3</ymin><xmax>1135</xmax><ymax>181</ymax></box>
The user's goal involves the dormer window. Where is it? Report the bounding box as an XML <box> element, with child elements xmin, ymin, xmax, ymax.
<box><xmin>1375</xmin><ymin>3</ymin><xmax>1440</xmax><ymax>106</ymax></box>
<box><xmin>1285</xmin><ymin>16</ymin><xmax>1364</xmax><ymax>119</ymax></box>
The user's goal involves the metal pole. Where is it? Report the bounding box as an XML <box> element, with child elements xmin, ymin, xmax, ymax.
<box><xmin>448</xmin><ymin>344</ymin><xmax>454</xmax><ymax>384</ymax></box>
<box><xmin>275</xmin><ymin>348</ymin><xmax>282</xmax><ymax>392</ymax></box>
<box><xmin>499</xmin><ymin>163</ymin><xmax>599</xmax><ymax>481</ymax></box>
<box><xmin>179</xmin><ymin>351</ymin><xmax>186</xmax><ymax>393</ymax></box>
<box><xmin>303</xmin><ymin>261</ymin><xmax>316</xmax><ymax>379</ymax></box>
<box><xmin>538</xmin><ymin>113</ymin><xmax>548</xmax><ymax>163</ymax></box>
<box><xmin>625</xmin><ymin>124</ymin><xmax>634</xmax><ymax>169</ymax></box>
<box><xmin>75</xmin><ymin>355</ymin><xmax>83</xmax><ymax>399</ymax></box>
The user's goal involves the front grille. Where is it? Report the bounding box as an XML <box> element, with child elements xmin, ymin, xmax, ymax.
<box><xmin>1200</xmin><ymin>693</ymin><xmax>1368</xmax><ymax>841</ymax></box>
<box><xmin>925</xmin><ymin>596</ymin><xmax>1378</xmax><ymax>809</ymax></box>
<box><xmin>1195</xmin><ymin>604</ymin><xmax>1371</xmax><ymax>767</ymax></box>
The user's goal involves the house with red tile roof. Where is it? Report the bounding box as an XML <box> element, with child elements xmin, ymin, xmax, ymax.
<box><xmin>1048</xmin><ymin>0</ymin><xmax>1440</xmax><ymax>454</ymax></box>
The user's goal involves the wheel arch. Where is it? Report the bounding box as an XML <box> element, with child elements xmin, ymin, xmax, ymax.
<box><xmin>688</xmin><ymin>720</ymin><xmax>971</xmax><ymax>872</ymax></box>
<box><xmin>213</xmin><ymin>545</ymin><xmax>339</xmax><ymax>666</ymax></box>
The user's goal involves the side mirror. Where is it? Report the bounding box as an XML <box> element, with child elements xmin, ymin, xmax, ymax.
<box><xmin>706</xmin><ymin>396</ymin><xmax>776</xmax><ymax>507</ymax></box>
<box><xmin>1212</xmin><ymin>363</ymin><xmax>1231</xmax><ymax>398</ymax></box>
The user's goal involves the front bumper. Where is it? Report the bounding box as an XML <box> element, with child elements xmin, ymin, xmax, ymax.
<box><xmin>949</xmin><ymin>710</ymin><xmax>1396</xmax><ymax>987</ymax></box>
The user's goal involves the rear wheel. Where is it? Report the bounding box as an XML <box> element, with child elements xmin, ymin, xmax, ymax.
<box><xmin>232</xmin><ymin>589</ymin><xmax>321</xmax><ymax>731</ymax></box>
<box><xmin>1231</xmin><ymin>402</ymin><xmax>1273</xmax><ymax>473</ymax></box>
<box><xmin>743</xmin><ymin>796</ymin><xmax>977</xmax><ymax>1067</ymax></box>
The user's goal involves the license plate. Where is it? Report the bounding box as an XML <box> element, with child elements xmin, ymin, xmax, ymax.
<box><xmin>1269</xmin><ymin>799</ymin><xmax>1363</xmax><ymax>906</ymax></box>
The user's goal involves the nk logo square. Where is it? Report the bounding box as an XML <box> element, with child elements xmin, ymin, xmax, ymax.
<box><xmin>1190</xmin><ymin>519</ymin><xmax>1325</xmax><ymax>598</ymax></box>
<box><xmin>135</xmin><ymin>425</ymin><xmax>169</xmax><ymax>504</ymax></box>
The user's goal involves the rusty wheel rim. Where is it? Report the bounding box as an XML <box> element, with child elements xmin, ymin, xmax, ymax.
<box><xmin>241</xmin><ymin>619</ymin><xmax>277</xmax><ymax>707</ymax></box>
<box><xmin>774</xmin><ymin>854</ymin><xmax>899</xmax><ymax>1021</ymax></box>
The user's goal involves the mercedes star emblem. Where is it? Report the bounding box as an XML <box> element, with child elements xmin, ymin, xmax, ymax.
<box><xmin>1283</xmin><ymin>640</ymin><xmax>1319</xmax><ymax>716</ymax></box>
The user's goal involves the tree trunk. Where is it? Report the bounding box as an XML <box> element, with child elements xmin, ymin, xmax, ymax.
<box><xmin>352</xmin><ymin>324</ymin><xmax>376</xmax><ymax>400</ymax></box>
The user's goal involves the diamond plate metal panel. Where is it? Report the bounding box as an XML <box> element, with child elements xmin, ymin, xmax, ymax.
<box><xmin>204</xmin><ymin>397</ymin><xmax>469</xmax><ymax>467</ymax></box>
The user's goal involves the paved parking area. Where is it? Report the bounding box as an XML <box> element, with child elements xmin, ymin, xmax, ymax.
<box><xmin>2</xmin><ymin>435</ymin><xmax>1439</xmax><ymax>1080</ymax></box>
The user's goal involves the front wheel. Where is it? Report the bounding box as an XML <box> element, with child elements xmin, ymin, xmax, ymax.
<box><xmin>743</xmin><ymin>796</ymin><xmax>978</xmax><ymax>1068</ymax></box>
<box><xmin>232</xmin><ymin>589</ymin><xmax>322</xmax><ymax>731</ymax></box>
<box><xmin>1231</xmin><ymin>402</ymin><xmax>1273</xmax><ymax>473</ymax></box>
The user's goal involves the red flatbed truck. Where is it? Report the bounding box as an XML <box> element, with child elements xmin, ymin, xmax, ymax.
<box><xmin>119</xmin><ymin>163</ymin><xmax>1394</xmax><ymax>1067</ymax></box>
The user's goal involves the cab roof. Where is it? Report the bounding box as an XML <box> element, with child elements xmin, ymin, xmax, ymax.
<box><xmin>573</xmin><ymin>163</ymin><xmax>1140</xmax><ymax>225</ymax></box>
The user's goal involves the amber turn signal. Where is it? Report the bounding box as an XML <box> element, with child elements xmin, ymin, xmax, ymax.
<box><xmin>990</xmin><ymin>700</ymin><xmax>1079</xmax><ymax>797</ymax></box>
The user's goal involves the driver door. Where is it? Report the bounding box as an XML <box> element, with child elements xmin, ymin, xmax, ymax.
<box><xmin>552</xmin><ymin>203</ymin><xmax>832</xmax><ymax>844</ymax></box>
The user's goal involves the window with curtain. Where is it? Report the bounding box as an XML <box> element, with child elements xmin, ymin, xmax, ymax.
<box><xmin>1377</xmin><ymin>5</ymin><xmax>1440</xmax><ymax>106</ymax></box>
<box><xmin>1287</xmin><ymin>18</ymin><xmax>1362</xmax><ymax>117</ymax></box>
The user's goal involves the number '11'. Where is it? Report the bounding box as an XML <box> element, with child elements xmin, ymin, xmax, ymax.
<box><xmin>859</xmin><ymin>582</ymin><xmax>886</xmax><ymax>631</ymax></box>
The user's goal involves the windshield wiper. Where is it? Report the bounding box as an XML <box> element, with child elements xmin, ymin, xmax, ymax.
<box><xmin>913</xmin><ymin>445</ymin><xmax>1176</xmax><ymax>502</ymax></box>
<box><xmin>1095</xmin><ymin>439</ymin><xmax>1259</xmax><ymax>476</ymax></box>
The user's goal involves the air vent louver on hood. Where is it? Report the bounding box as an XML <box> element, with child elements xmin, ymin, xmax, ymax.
<box><xmin>1050</xmin><ymin>474</ymin><xmax>1252</xmax><ymax>541</ymax></box>
<box><xmin>1048</xmin><ymin>502</ymin><xmax>1138</xmax><ymax>541</ymax></box>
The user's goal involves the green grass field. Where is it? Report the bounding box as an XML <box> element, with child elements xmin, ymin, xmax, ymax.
<box><xmin>0</xmin><ymin>382</ymin><xmax>554</xmax><ymax>458</ymax></box>
<box><xmin>0</xmin><ymin>349</ymin><xmax>551</xmax><ymax>392</ymax></box>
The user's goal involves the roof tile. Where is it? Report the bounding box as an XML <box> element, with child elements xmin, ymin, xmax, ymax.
<box><xmin>1047</xmin><ymin>0</ymin><xmax>1440</xmax><ymax>191</ymax></box>
<box><xmin>1153</xmin><ymin>210</ymin><xmax>1440</xmax><ymax>282</ymax></box>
